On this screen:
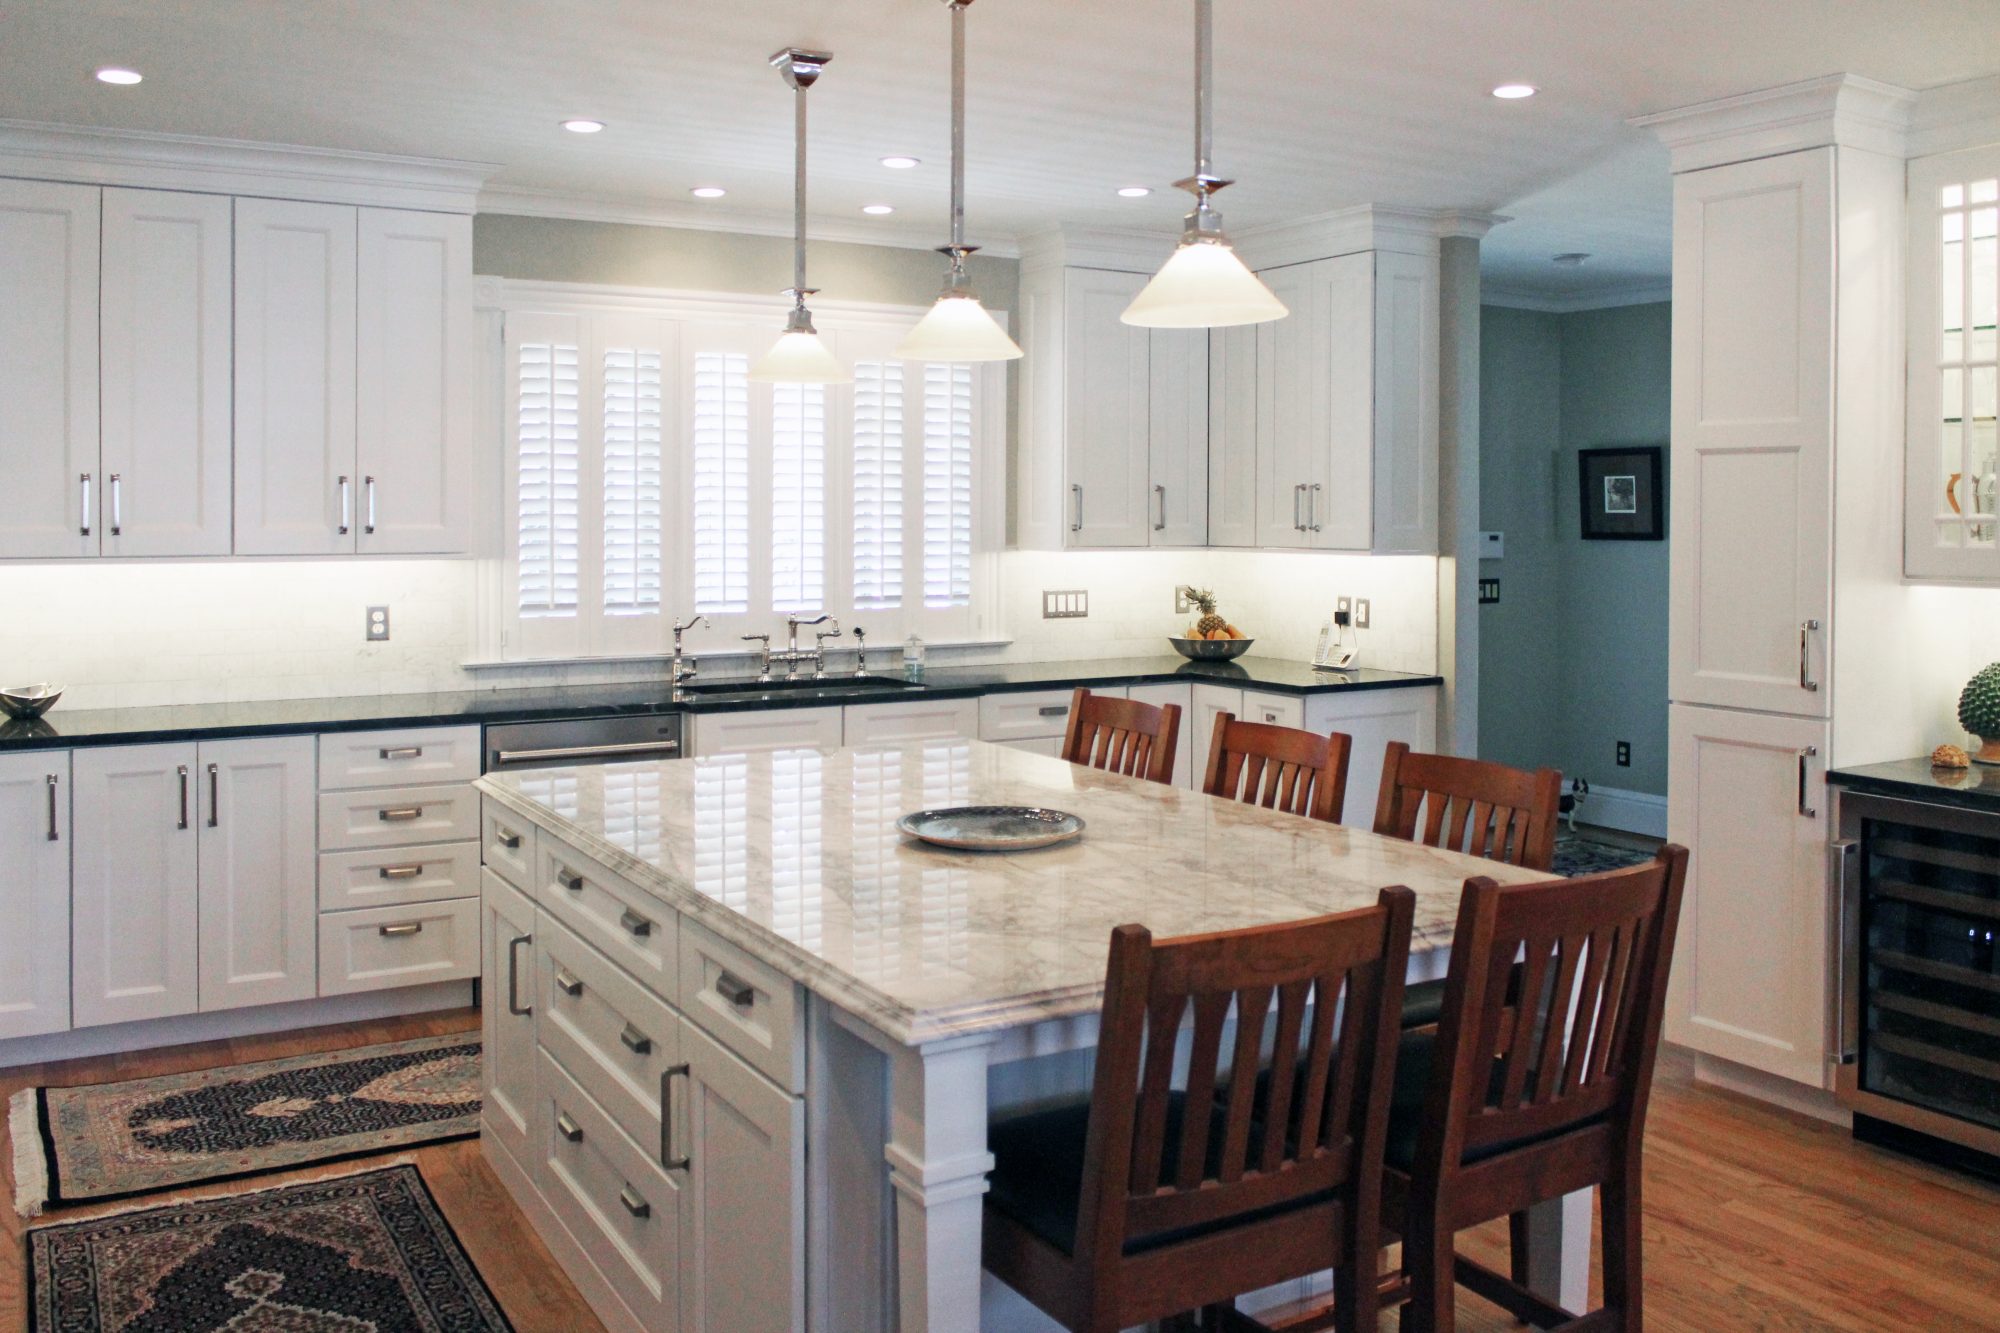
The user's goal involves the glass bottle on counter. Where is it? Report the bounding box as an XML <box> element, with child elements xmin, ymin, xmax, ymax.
<box><xmin>902</xmin><ymin>634</ymin><xmax>927</xmax><ymax>680</ymax></box>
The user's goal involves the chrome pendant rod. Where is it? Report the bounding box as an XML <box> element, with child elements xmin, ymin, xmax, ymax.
<box><xmin>949</xmin><ymin>0</ymin><xmax>967</xmax><ymax>252</ymax></box>
<box><xmin>769</xmin><ymin>48</ymin><xmax>832</xmax><ymax>317</ymax></box>
<box><xmin>1194</xmin><ymin>0</ymin><xmax>1213</xmax><ymax>184</ymax></box>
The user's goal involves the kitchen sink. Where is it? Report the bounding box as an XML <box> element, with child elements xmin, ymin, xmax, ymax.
<box><xmin>679</xmin><ymin>675</ymin><xmax>922</xmax><ymax>698</ymax></box>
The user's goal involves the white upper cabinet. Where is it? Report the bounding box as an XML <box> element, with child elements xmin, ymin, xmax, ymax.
<box><xmin>1668</xmin><ymin>149</ymin><xmax>1834</xmax><ymax>717</ymax></box>
<box><xmin>1255</xmin><ymin>260</ymin><xmax>1335</xmax><ymax>547</ymax></box>
<box><xmin>234</xmin><ymin>198</ymin><xmax>360</xmax><ymax>556</ymax></box>
<box><xmin>0</xmin><ymin>180</ymin><xmax>98</xmax><ymax>559</ymax></box>
<box><xmin>1370</xmin><ymin>249</ymin><xmax>1442</xmax><ymax>554</ymax></box>
<box><xmin>100</xmin><ymin>188</ymin><xmax>234</xmax><ymax>558</ymax></box>
<box><xmin>356</xmin><ymin>207</ymin><xmax>473</xmax><ymax>554</ymax></box>
<box><xmin>1062</xmin><ymin>268</ymin><xmax>1154</xmax><ymax>547</ymax></box>
<box><xmin>1149</xmin><ymin>327</ymin><xmax>1210</xmax><ymax>546</ymax></box>
<box><xmin>1206</xmin><ymin>322</ymin><xmax>1259</xmax><ymax>547</ymax></box>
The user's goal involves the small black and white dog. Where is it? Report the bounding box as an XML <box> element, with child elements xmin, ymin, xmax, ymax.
<box><xmin>1559</xmin><ymin>776</ymin><xmax>1590</xmax><ymax>833</ymax></box>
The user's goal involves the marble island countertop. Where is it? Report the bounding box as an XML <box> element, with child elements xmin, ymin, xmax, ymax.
<box><xmin>476</xmin><ymin>740</ymin><xmax>1543</xmax><ymax>1046</ymax></box>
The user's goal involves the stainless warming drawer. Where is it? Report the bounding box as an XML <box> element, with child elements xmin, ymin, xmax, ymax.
<box><xmin>484</xmin><ymin>713</ymin><xmax>684</xmax><ymax>772</ymax></box>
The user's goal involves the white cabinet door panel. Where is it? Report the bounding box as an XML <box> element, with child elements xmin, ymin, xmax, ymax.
<box><xmin>1125</xmin><ymin>682</ymin><xmax>1195</xmax><ymax>788</ymax></box>
<box><xmin>1207</xmin><ymin>323</ymin><xmax>1259</xmax><ymax>548</ymax></box>
<box><xmin>0</xmin><ymin>753</ymin><xmax>71</xmax><ymax>1039</ymax></box>
<box><xmin>356</xmin><ymin>208</ymin><xmax>472</xmax><ymax>554</ymax></box>
<box><xmin>1311</xmin><ymin>252</ymin><xmax>1376</xmax><ymax>551</ymax></box>
<box><xmin>234</xmin><ymin>198</ymin><xmax>358</xmax><ymax>555</ymax></box>
<box><xmin>1669</xmin><ymin>150</ymin><xmax>1834</xmax><ymax>717</ymax></box>
<box><xmin>100</xmin><ymin>188</ymin><xmax>233</xmax><ymax>558</ymax></box>
<box><xmin>1189</xmin><ymin>684</ymin><xmax>1243</xmax><ymax>791</ymax></box>
<box><xmin>841</xmin><ymin>697</ymin><xmax>978</xmax><ymax>746</ymax></box>
<box><xmin>1254</xmin><ymin>261</ymin><xmax>1326</xmax><ymax>548</ymax></box>
<box><xmin>1666</xmin><ymin>702</ymin><xmax>1831</xmax><ymax>1086</ymax></box>
<box><xmin>317</xmin><ymin>896</ymin><xmax>479</xmax><ymax>995</ymax></box>
<box><xmin>481</xmin><ymin>869</ymin><xmax>538</xmax><ymax>1164</ymax></box>
<box><xmin>1148</xmin><ymin>327</ymin><xmax>1209</xmax><ymax>546</ymax></box>
<box><xmin>1370</xmin><ymin>249</ymin><xmax>1440</xmax><ymax>554</ymax></box>
<box><xmin>688</xmin><ymin>707</ymin><xmax>844</xmax><ymax>758</ymax></box>
<box><xmin>198</xmin><ymin>735</ymin><xmax>318</xmax><ymax>1012</ymax></box>
<box><xmin>1303</xmin><ymin>685</ymin><xmax>1439</xmax><ymax>827</ymax></box>
<box><xmin>1064</xmin><ymin>268</ymin><xmax>1151</xmax><ymax>548</ymax></box>
<box><xmin>0</xmin><ymin>180</ymin><xmax>98</xmax><ymax>559</ymax></box>
<box><xmin>72</xmin><ymin>744</ymin><xmax>200</xmax><ymax>1028</ymax></box>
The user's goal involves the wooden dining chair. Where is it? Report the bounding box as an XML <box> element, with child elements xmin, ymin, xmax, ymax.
<box><xmin>1059</xmin><ymin>687</ymin><xmax>1182</xmax><ymax>786</ymax></box>
<box><xmin>1374</xmin><ymin>742</ymin><xmax>1562</xmax><ymax>1030</ymax></box>
<box><xmin>1381</xmin><ymin>846</ymin><xmax>1689</xmax><ymax>1333</ymax></box>
<box><xmin>1201</xmin><ymin>712</ymin><xmax>1352</xmax><ymax>824</ymax></box>
<box><xmin>982</xmin><ymin>889</ymin><xmax>1416</xmax><ymax>1333</ymax></box>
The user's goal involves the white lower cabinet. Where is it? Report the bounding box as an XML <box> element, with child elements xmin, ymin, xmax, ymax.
<box><xmin>840</xmin><ymin>696</ymin><xmax>978</xmax><ymax>746</ymax></box>
<box><xmin>318</xmin><ymin>896</ymin><xmax>480</xmax><ymax>996</ymax></box>
<box><xmin>482</xmin><ymin>869</ymin><xmax>538</xmax><ymax>1166</ymax></box>
<box><xmin>1189</xmin><ymin>683</ymin><xmax>1437</xmax><ymax>824</ymax></box>
<box><xmin>0</xmin><ymin>752</ymin><xmax>72</xmax><ymax>1040</ymax></box>
<box><xmin>687</xmin><ymin>706</ymin><xmax>843</xmax><ymax>758</ymax></box>
<box><xmin>197</xmin><ymin>735</ymin><xmax>319</xmax><ymax>1012</ymax></box>
<box><xmin>1125</xmin><ymin>682</ymin><xmax>1194</xmax><ymax>788</ymax></box>
<box><xmin>1666</xmin><ymin>702</ymin><xmax>1832</xmax><ymax>1086</ymax></box>
<box><xmin>72</xmin><ymin>743</ymin><xmax>201</xmax><ymax>1028</ymax></box>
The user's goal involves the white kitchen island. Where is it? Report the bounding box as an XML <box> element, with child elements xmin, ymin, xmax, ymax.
<box><xmin>474</xmin><ymin>740</ymin><xmax>1582</xmax><ymax>1333</ymax></box>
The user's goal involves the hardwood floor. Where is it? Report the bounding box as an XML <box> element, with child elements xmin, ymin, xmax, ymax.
<box><xmin>2</xmin><ymin>1016</ymin><xmax>1998</xmax><ymax>1331</ymax></box>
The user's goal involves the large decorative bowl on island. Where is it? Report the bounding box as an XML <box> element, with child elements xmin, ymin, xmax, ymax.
<box><xmin>1169</xmin><ymin>635</ymin><xmax>1254</xmax><ymax>662</ymax></box>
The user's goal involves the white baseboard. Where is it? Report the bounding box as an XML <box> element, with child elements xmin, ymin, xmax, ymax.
<box><xmin>1689</xmin><ymin>1049</ymin><xmax>1850</xmax><ymax>1127</ymax></box>
<box><xmin>0</xmin><ymin>981</ymin><xmax>474</xmax><ymax>1070</ymax></box>
<box><xmin>1577</xmin><ymin>783</ymin><xmax>1668</xmax><ymax>839</ymax></box>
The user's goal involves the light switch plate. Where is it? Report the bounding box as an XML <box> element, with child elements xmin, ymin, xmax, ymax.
<box><xmin>1042</xmin><ymin>590</ymin><xmax>1088</xmax><ymax>619</ymax></box>
<box><xmin>1174</xmin><ymin>585</ymin><xmax>1195</xmax><ymax>614</ymax></box>
<box><xmin>366</xmin><ymin>606</ymin><xmax>390</xmax><ymax>642</ymax></box>
<box><xmin>1479</xmin><ymin>530</ymin><xmax>1505</xmax><ymax>560</ymax></box>
<box><xmin>1354</xmin><ymin>599</ymin><xmax>1372</xmax><ymax>629</ymax></box>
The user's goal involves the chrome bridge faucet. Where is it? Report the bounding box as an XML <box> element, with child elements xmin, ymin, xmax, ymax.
<box><xmin>669</xmin><ymin>615</ymin><xmax>711</xmax><ymax>700</ymax></box>
<box><xmin>776</xmin><ymin>614</ymin><xmax>840</xmax><ymax>678</ymax></box>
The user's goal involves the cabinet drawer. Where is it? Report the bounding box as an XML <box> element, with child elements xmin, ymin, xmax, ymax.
<box><xmin>317</xmin><ymin>896</ymin><xmax>479</xmax><ymax>995</ymax></box>
<box><xmin>539</xmin><ymin>837</ymin><xmax>678</xmax><ymax>997</ymax></box>
<box><xmin>1241</xmin><ymin>690</ymin><xmax>1305</xmax><ymax>731</ymax></box>
<box><xmin>978</xmin><ymin>686</ymin><xmax>1123</xmax><ymax>743</ymax></box>
<box><xmin>319</xmin><ymin>840</ymin><xmax>479</xmax><ymax>912</ymax></box>
<box><xmin>318</xmin><ymin>725</ymin><xmax>480</xmax><ymax>790</ymax></box>
<box><xmin>681</xmin><ymin>916</ymin><xmax>801</xmax><ymax>1094</ymax></box>
<box><xmin>842</xmin><ymin>696</ymin><xmax>978</xmax><ymax>746</ymax></box>
<box><xmin>538</xmin><ymin>914</ymin><xmax>681</xmax><ymax>1156</ymax></box>
<box><xmin>482</xmin><ymin>798</ymin><xmax>537</xmax><ymax>890</ymax></box>
<box><xmin>535</xmin><ymin>1050</ymin><xmax>682</xmax><ymax>1333</ymax></box>
<box><xmin>318</xmin><ymin>782</ymin><xmax>479</xmax><ymax>851</ymax></box>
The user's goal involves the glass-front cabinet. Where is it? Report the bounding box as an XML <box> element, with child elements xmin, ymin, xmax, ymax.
<box><xmin>1909</xmin><ymin>145</ymin><xmax>2000</xmax><ymax>579</ymax></box>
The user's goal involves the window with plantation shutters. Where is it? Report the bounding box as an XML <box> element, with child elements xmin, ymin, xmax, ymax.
<box><xmin>515</xmin><ymin>341</ymin><xmax>580</xmax><ymax>618</ymax></box>
<box><xmin>693</xmin><ymin>351</ymin><xmax>751</xmax><ymax>614</ymax></box>
<box><xmin>923</xmin><ymin>362</ymin><xmax>975</xmax><ymax>608</ymax></box>
<box><xmin>602</xmin><ymin>347</ymin><xmax>663</xmax><ymax>617</ymax></box>
<box><xmin>852</xmin><ymin>360</ymin><xmax>905</xmax><ymax>611</ymax></box>
<box><xmin>771</xmin><ymin>382</ymin><xmax>827</xmax><ymax>613</ymax></box>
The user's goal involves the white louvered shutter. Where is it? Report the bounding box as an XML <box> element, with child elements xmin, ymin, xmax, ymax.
<box><xmin>852</xmin><ymin>360</ymin><xmax>905</xmax><ymax>611</ymax></box>
<box><xmin>515</xmin><ymin>339</ymin><xmax>581</xmax><ymax>619</ymax></box>
<box><xmin>693</xmin><ymin>351</ymin><xmax>751</xmax><ymax>614</ymax></box>
<box><xmin>602</xmin><ymin>347</ymin><xmax>664</xmax><ymax>617</ymax></box>
<box><xmin>771</xmin><ymin>382</ymin><xmax>827</xmax><ymax>613</ymax></box>
<box><xmin>922</xmin><ymin>362</ymin><xmax>975</xmax><ymax>608</ymax></box>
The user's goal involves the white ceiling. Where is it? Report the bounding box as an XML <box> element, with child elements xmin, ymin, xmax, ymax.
<box><xmin>5</xmin><ymin>0</ymin><xmax>1998</xmax><ymax>302</ymax></box>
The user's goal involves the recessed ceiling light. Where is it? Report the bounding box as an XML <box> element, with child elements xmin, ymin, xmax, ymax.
<box><xmin>861</xmin><ymin>203</ymin><xmax>896</xmax><ymax>216</ymax></box>
<box><xmin>879</xmin><ymin>155</ymin><xmax>920</xmax><ymax>170</ymax></box>
<box><xmin>94</xmin><ymin>67</ymin><xmax>143</xmax><ymax>86</ymax></box>
<box><xmin>560</xmin><ymin>118</ymin><xmax>605</xmax><ymax>134</ymax></box>
<box><xmin>689</xmin><ymin>186</ymin><xmax>727</xmax><ymax>199</ymax></box>
<box><xmin>1491</xmin><ymin>83</ymin><xmax>1537</xmax><ymax>100</ymax></box>
<box><xmin>1117</xmin><ymin>186</ymin><xmax>1152</xmax><ymax>198</ymax></box>
<box><xmin>1552</xmin><ymin>252</ymin><xmax>1591</xmax><ymax>266</ymax></box>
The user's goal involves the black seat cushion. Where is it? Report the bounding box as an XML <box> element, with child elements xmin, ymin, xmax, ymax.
<box><xmin>1384</xmin><ymin>1029</ymin><xmax>1608</xmax><ymax>1172</ymax></box>
<box><xmin>1400</xmin><ymin>978</ymin><xmax>1447</xmax><ymax>1029</ymax></box>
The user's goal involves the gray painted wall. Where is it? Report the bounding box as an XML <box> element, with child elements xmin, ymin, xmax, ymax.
<box><xmin>1478</xmin><ymin>301</ymin><xmax>1671</xmax><ymax>796</ymax></box>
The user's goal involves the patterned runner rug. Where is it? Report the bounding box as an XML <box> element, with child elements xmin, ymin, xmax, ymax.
<box><xmin>27</xmin><ymin>1164</ymin><xmax>512</xmax><ymax>1331</ymax></box>
<box><xmin>12</xmin><ymin>1033</ymin><xmax>480</xmax><ymax>1216</ymax></box>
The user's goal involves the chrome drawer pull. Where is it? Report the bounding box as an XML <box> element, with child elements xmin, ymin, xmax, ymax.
<box><xmin>79</xmin><ymin>472</ymin><xmax>92</xmax><ymax>536</ymax></box>
<box><xmin>620</xmin><ymin>1023</ymin><xmax>653</xmax><ymax>1055</ymax></box>
<box><xmin>364</xmin><ymin>475</ymin><xmax>377</xmax><ymax>535</ymax></box>
<box><xmin>378</xmin><ymin>806</ymin><xmax>424</xmax><ymax>822</ymax></box>
<box><xmin>109</xmin><ymin>473</ymin><xmax>122</xmax><ymax>536</ymax></box>
<box><xmin>1799</xmin><ymin>619</ymin><xmax>1821</xmax><ymax>692</ymax></box>
<box><xmin>557</xmin><ymin>868</ymin><xmax>584</xmax><ymax>893</ymax></box>
<box><xmin>661</xmin><ymin>1065</ymin><xmax>691</xmax><ymax>1170</ymax></box>
<box><xmin>1797</xmin><ymin>746</ymin><xmax>1819</xmax><ymax>819</ymax></box>
<box><xmin>46</xmin><ymin>774</ymin><xmax>59</xmax><ymax>842</ymax></box>
<box><xmin>207</xmin><ymin>763</ymin><xmax>219</xmax><ymax>828</ymax></box>
<box><xmin>338</xmin><ymin>475</ymin><xmax>351</xmax><ymax>536</ymax></box>
<box><xmin>554</xmin><ymin>969</ymin><xmax>583</xmax><ymax>997</ymax></box>
<box><xmin>556</xmin><ymin>1111</ymin><xmax>584</xmax><ymax>1143</ymax></box>
<box><xmin>177</xmin><ymin>765</ymin><xmax>190</xmax><ymax>830</ymax></box>
<box><xmin>620</xmin><ymin>909</ymin><xmax>654</xmax><ymax>938</ymax></box>
<box><xmin>494</xmin><ymin>740</ymin><xmax>680</xmax><ymax>765</ymax></box>
<box><xmin>496</xmin><ymin>826</ymin><xmax>522</xmax><ymax>850</ymax></box>
<box><xmin>507</xmin><ymin>934</ymin><xmax>533</xmax><ymax>1016</ymax></box>
<box><xmin>715</xmin><ymin>972</ymin><xmax>755</xmax><ymax>1008</ymax></box>
<box><xmin>1037</xmin><ymin>705</ymin><xmax>1068</xmax><ymax>718</ymax></box>
<box><xmin>378</xmin><ymin>922</ymin><xmax>423</xmax><ymax>938</ymax></box>
<box><xmin>378</xmin><ymin>864</ymin><xmax>425</xmax><ymax>880</ymax></box>
<box><xmin>619</xmin><ymin>1185</ymin><xmax>652</xmax><ymax>1219</ymax></box>
<box><xmin>379</xmin><ymin>745</ymin><xmax>424</xmax><ymax>760</ymax></box>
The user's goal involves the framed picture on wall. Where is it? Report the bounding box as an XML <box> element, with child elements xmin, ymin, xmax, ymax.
<box><xmin>1578</xmin><ymin>446</ymin><xmax>1665</xmax><ymax>540</ymax></box>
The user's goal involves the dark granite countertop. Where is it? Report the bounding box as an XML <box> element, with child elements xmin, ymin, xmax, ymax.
<box><xmin>1827</xmin><ymin>757</ymin><xmax>2000</xmax><ymax>816</ymax></box>
<box><xmin>0</xmin><ymin>657</ymin><xmax>1441</xmax><ymax>753</ymax></box>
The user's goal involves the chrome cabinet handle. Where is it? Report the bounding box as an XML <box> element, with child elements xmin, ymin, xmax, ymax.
<box><xmin>379</xmin><ymin>921</ymin><xmax>423</xmax><ymax>937</ymax></box>
<box><xmin>1309</xmin><ymin>483</ymin><xmax>1322</xmax><ymax>533</ymax></box>
<box><xmin>109</xmin><ymin>473</ymin><xmax>122</xmax><ymax>536</ymax></box>
<box><xmin>379</xmin><ymin>746</ymin><xmax>423</xmax><ymax>760</ymax></box>
<box><xmin>1797</xmin><ymin>745</ymin><xmax>1819</xmax><ymax>818</ymax></box>
<box><xmin>377</xmin><ymin>806</ymin><xmax>424</xmax><ymax>822</ymax></box>
<box><xmin>494</xmin><ymin>740</ymin><xmax>679</xmax><ymax>765</ymax></box>
<box><xmin>507</xmin><ymin>933</ymin><xmax>533</xmax><ymax>1016</ymax></box>
<box><xmin>661</xmin><ymin>1064</ymin><xmax>691</xmax><ymax>1170</ymax></box>
<box><xmin>556</xmin><ymin>1111</ymin><xmax>584</xmax><ymax>1143</ymax></box>
<box><xmin>79</xmin><ymin>472</ymin><xmax>92</xmax><ymax>536</ymax></box>
<box><xmin>338</xmin><ymin>475</ymin><xmax>351</xmax><ymax>536</ymax></box>
<box><xmin>207</xmin><ymin>763</ymin><xmax>219</xmax><ymax>828</ymax></box>
<box><xmin>1153</xmin><ymin>483</ymin><xmax>1166</xmax><ymax>531</ymax></box>
<box><xmin>377</xmin><ymin>864</ymin><xmax>424</xmax><ymax>880</ymax></box>
<box><xmin>45</xmin><ymin>774</ymin><xmax>59</xmax><ymax>842</ymax></box>
<box><xmin>620</xmin><ymin>909</ymin><xmax>654</xmax><ymax>939</ymax></box>
<box><xmin>1037</xmin><ymin>704</ymin><xmax>1068</xmax><ymax>718</ymax></box>
<box><xmin>557</xmin><ymin>868</ymin><xmax>584</xmax><ymax>893</ymax></box>
<box><xmin>715</xmin><ymin>971</ymin><xmax>755</xmax><ymax>1008</ymax></box>
<box><xmin>1293</xmin><ymin>483</ymin><xmax>1306</xmax><ymax>532</ymax></box>
<box><xmin>1799</xmin><ymin>619</ymin><xmax>1820</xmax><ymax>692</ymax></box>
<box><xmin>619</xmin><ymin>1023</ymin><xmax>653</xmax><ymax>1055</ymax></box>
<box><xmin>619</xmin><ymin>1185</ymin><xmax>652</xmax><ymax>1219</ymax></box>
<box><xmin>364</xmin><ymin>475</ymin><xmax>377</xmax><ymax>535</ymax></box>
<box><xmin>177</xmin><ymin>765</ymin><xmax>190</xmax><ymax>830</ymax></box>
<box><xmin>554</xmin><ymin>968</ymin><xmax>583</xmax><ymax>997</ymax></box>
<box><xmin>1830</xmin><ymin>839</ymin><xmax>1859</xmax><ymax>1067</ymax></box>
<box><xmin>1070</xmin><ymin>483</ymin><xmax>1083</xmax><ymax>533</ymax></box>
<box><xmin>496</xmin><ymin>826</ymin><xmax>522</xmax><ymax>850</ymax></box>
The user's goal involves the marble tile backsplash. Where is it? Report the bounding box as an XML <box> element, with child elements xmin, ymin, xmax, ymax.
<box><xmin>0</xmin><ymin>549</ymin><xmax>1440</xmax><ymax>710</ymax></box>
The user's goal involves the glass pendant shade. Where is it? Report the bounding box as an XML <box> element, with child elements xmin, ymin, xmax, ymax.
<box><xmin>750</xmin><ymin>328</ymin><xmax>848</xmax><ymax>384</ymax></box>
<box><xmin>1122</xmin><ymin>237</ymin><xmax>1287</xmax><ymax>329</ymax></box>
<box><xmin>897</xmin><ymin>292</ymin><xmax>1022</xmax><ymax>362</ymax></box>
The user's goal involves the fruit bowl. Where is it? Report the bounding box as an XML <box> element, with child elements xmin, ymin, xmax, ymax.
<box><xmin>1168</xmin><ymin>636</ymin><xmax>1254</xmax><ymax>662</ymax></box>
<box><xmin>0</xmin><ymin>684</ymin><xmax>62</xmax><ymax>720</ymax></box>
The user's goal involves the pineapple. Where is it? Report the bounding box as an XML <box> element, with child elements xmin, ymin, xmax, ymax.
<box><xmin>1189</xmin><ymin>588</ymin><xmax>1227</xmax><ymax>638</ymax></box>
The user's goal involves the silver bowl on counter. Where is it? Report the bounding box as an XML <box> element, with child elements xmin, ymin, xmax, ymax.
<box><xmin>1167</xmin><ymin>636</ymin><xmax>1254</xmax><ymax>662</ymax></box>
<box><xmin>0</xmin><ymin>684</ymin><xmax>63</xmax><ymax>720</ymax></box>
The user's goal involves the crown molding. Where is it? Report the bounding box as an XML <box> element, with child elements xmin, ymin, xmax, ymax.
<box><xmin>1433</xmin><ymin>210</ymin><xmax>1513</xmax><ymax>241</ymax></box>
<box><xmin>1630</xmin><ymin>73</ymin><xmax>1916</xmax><ymax>174</ymax></box>
<box><xmin>1237</xmin><ymin>205</ymin><xmax>1456</xmax><ymax>270</ymax></box>
<box><xmin>1908</xmin><ymin>74</ymin><xmax>2000</xmax><ymax>159</ymax></box>
<box><xmin>476</xmin><ymin>184</ymin><xmax>1020</xmax><ymax>259</ymax></box>
<box><xmin>0</xmin><ymin>120</ymin><xmax>496</xmax><ymax>213</ymax></box>
<box><xmin>1481</xmin><ymin>279</ymin><xmax>1672</xmax><ymax>314</ymax></box>
<box><xmin>1016</xmin><ymin>225</ymin><xmax>1174</xmax><ymax>274</ymax></box>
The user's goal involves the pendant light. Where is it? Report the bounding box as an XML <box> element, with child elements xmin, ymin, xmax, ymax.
<box><xmin>751</xmin><ymin>48</ymin><xmax>850</xmax><ymax>384</ymax></box>
<box><xmin>1120</xmin><ymin>0</ymin><xmax>1287</xmax><ymax>328</ymax></box>
<box><xmin>896</xmin><ymin>0</ymin><xmax>1023</xmax><ymax>362</ymax></box>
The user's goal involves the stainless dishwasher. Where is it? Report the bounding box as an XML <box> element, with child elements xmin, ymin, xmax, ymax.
<box><xmin>483</xmin><ymin>713</ymin><xmax>684</xmax><ymax>772</ymax></box>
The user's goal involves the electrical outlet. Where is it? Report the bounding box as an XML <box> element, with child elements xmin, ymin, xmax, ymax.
<box><xmin>1042</xmin><ymin>590</ymin><xmax>1088</xmax><ymax>619</ymax></box>
<box><xmin>1354</xmin><ymin>598</ymin><xmax>1372</xmax><ymax>629</ymax></box>
<box><xmin>1174</xmin><ymin>585</ymin><xmax>1195</xmax><ymax>614</ymax></box>
<box><xmin>366</xmin><ymin>606</ymin><xmax>391</xmax><ymax>642</ymax></box>
<box><xmin>1478</xmin><ymin>578</ymin><xmax>1501</xmax><ymax>605</ymax></box>
<box><xmin>1334</xmin><ymin>595</ymin><xmax>1353</xmax><ymax>621</ymax></box>
<box><xmin>1615</xmin><ymin>741</ymin><xmax>1631</xmax><ymax>767</ymax></box>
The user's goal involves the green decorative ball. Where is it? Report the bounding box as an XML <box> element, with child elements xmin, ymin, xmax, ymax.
<box><xmin>1960</xmin><ymin>663</ymin><xmax>2000</xmax><ymax>738</ymax></box>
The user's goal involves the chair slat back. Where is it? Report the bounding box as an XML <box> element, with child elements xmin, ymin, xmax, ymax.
<box><xmin>1373</xmin><ymin>741</ymin><xmax>1562</xmax><ymax>871</ymax></box>
<box><xmin>1418</xmin><ymin>847</ymin><xmax>1688</xmax><ymax>1171</ymax></box>
<box><xmin>1200</xmin><ymin>713</ymin><xmax>1352</xmax><ymax>824</ymax></box>
<box><xmin>1072</xmin><ymin>889</ymin><xmax>1415</xmax><ymax>1270</ymax></box>
<box><xmin>1060</xmin><ymin>687</ymin><xmax>1182</xmax><ymax>786</ymax></box>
